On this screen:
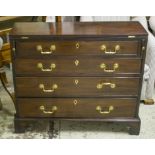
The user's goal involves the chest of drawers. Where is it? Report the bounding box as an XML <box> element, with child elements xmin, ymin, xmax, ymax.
<box><xmin>10</xmin><ymin>22</ymin><xmax>147</xmax><ymax>135</ymax></box>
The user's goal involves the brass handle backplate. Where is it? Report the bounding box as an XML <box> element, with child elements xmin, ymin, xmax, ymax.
<box><xmin>36</xmin><ymin>44</ymin><xmax>56</xmax><ymax>54</ymax></box>
<box><xmin>96</xmin><ymin>105</ymin><xmax>114</xmax><ymax>114</ymax></box>
<box><xmin>37</xmin><ymin>63</ymin><xmax>56</xmax><ymax>72</ymax></box>
<box><xmin>97</xmin><ymin>82</ymin><xmax>116</xmax><ymax>89</ymax></box>
<box><xmin>100</xmin><ymin>63</ymin><xmax>119</xmax><ymax>72</ymax></box>
<box><xmin>100</xmin><ymin>44</ymin><xmax>120</xmax><ymax>54</ymax></box>
<box><xmin>39</xmin><ymin>84</ymin><xmax>58</xmax><ymax>93</ymax></box>
<box><xmin>39</xmin><ymin>105</ymin><xmax>57</xmax><ymax>114</ymax></box>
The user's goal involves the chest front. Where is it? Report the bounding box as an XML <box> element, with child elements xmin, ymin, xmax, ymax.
<box><xmin>10</xmin><ymin>22</ymin><xmax>148</xmax><ymax>135</ymax></box>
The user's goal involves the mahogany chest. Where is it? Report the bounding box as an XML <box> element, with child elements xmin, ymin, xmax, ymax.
<box><xmin>10</xmin><ymin>22</ymin><xmax>147</xmax><ymax>135</ymax></box>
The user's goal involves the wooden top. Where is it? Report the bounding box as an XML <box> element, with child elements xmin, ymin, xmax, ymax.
<box><xmin>11</xmin><ymin>22</ymin><xmax>147</xmax><ymax>37</ymax></box>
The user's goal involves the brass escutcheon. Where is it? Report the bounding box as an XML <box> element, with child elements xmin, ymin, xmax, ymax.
<box><xmin>74</xmin><ymin>60</ymin><xmax>79</xmax><ymax>66</ymax></box>
<box><xmin>74</xmin><ymin>79</ymin><xmax>79</xmax><ymax>85</ymax></box>
<box><xmin>76</xmin><ymin>43</ymin><xmax>80</xmax><ymax>49</ymax></box>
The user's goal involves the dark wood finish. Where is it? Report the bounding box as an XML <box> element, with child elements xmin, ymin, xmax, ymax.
<box><xmin>14</xmin><ymin>58</ymin><xmax>141</xmax><ymax>76</ymax></box>
<box><xmin>16</xmin><ymin>41</ymin><xmax>140</xmax><ymax>57</ymax></box>
<box><xmin>17</xmin><ymin>98</ymin><xmax>137</xmax><ymax>118</ymax></box>
<box><xmin>14</xmin><ymin>116</ymin><xmax>140</xmax><ymax>135</ymax></box>
<box><xmin>11</xmin><ymin>22</ymin><xmax>147</xmax><ymax>37</ymax></box>
<box><xmin>128</xmin><ymin>119</ymin><xmax>141</xmax><ymax>135</ymax></box>
<box><xmin>10</xmin><ymin>22</ymin><xmax>148</xmax><ymax>135</ymax></box>
<box><xmin>14</xmin><ymin>117</ymin><xmax>28</xmax><ymax>133</ymax></box>
<box><xmin>15</xmin><ymin>77</ymin><xmax>140</xmax><ymax>97</ymax></box>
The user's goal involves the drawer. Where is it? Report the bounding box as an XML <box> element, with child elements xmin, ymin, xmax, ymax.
<box><xmin>16</xmin><ymin>77</ymin><xmax>140</xmax><ymax>97</ymax></box>
<box><xmin>15</xmin><ymin>41</ymin><xmax>140</xmax><ymax>57</ymax></box>
<box><xmin>17</xmin><ymin>98</ymin><xmax>137</xmax><ymax>118</ymax></box>
<box><xmin>15</xmin><ymin>57</ymin><xmax>141</xmax><ymax>76</ymax></box>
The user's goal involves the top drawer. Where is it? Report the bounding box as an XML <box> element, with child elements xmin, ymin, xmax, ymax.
<box><xmin>15</xmin><ymin>41</ymin><xmax>140</xmax><ymax>57</ymax></box>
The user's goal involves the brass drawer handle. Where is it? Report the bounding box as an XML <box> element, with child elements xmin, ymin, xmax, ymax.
<box><xmin>100</xmin><ymin>63</ymin><xmax>119</xmax><ymax>72</ymax></box>
<box><xmin>100</xmin><ymin>45</ymin><xmax>120</xmax><ymax>54</ymax></box>
<box><xmin>37</xmin><ymin>63</ymin><xmax>56</xmax><ymax>72</ymax></box>
<box><xmin>97</xmin><ymin>82</ymin><xmax>116</xmax><ymax>89</ymax></box>
<box><xmin>36</xmin><ymin>44</ymin><xmax>56</xmax><ymax>54</ymax></box>
<box><xmin>39</xmin><ymin>105</ymin><xmax>57</xmax><ymax>114</ymax></box>
<box><xmin>96</xmin><ymin>105</ymin><xmax>114</xmax><ymax>114</ymax></box>
<box><xmin>39</xmin><ymin>84</ymin><xmax>58</xmax><ymax>93</ymax></box>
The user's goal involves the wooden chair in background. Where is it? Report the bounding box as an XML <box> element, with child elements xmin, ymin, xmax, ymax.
<box><xmin>0</xmin><ymin>28</ymin><xmax>14</xmax><ymax>110</ymax></box>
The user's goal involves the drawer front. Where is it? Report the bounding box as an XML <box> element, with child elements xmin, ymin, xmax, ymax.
<box><xmin>15</xmin><ymin>57</ymin><xmax>141</xmax><ymax>76</ymax></box>
<box><xmin>16</xmin><ymin>41</ymin><xmax>140</xmax><ymax>57</ymax></box>
<box><xmin>17</xmin><ymin>98</ymin><xmax>137</xmax><ymax>118</ymax></box>
<box><xmin>16</xmin><ymin>77</ymin><xmax>140</xmax><ymax>97</ymax></box>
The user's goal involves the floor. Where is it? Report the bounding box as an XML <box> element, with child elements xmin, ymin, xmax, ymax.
<box><xmin>0</xmin><ymin>67</ymin><xmax>155</xmax><ymax>139</ymax></box>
